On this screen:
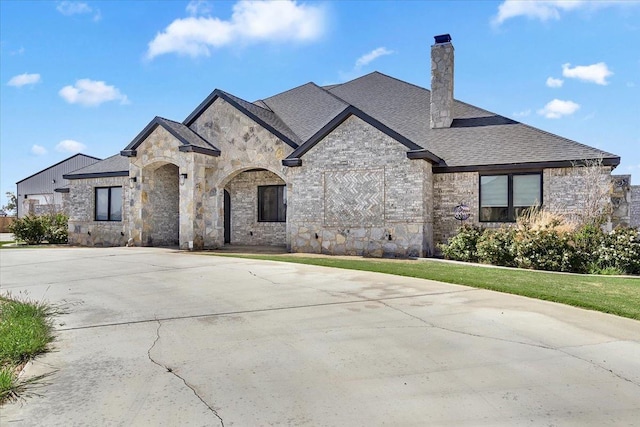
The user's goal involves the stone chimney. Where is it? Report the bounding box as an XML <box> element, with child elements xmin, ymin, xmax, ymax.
<box><xmin>430</xmin><ymin>34</ymin><xmax>454</xmax><ymax>129</ymax></box>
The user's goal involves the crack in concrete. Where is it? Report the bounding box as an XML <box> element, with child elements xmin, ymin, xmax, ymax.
<box><xmin>147</xmin><ymin>320</ymin><xmax>224</xmax><ymax>426</ymax></box>
<box><xmin>377</xmin><ymin>300</ymin><xmax>640</xmax><ymax>388</ymax></box>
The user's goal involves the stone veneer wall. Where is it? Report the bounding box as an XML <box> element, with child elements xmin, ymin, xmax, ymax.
<box><xmin>67</xmin><ymin>176</ymin><xmax>129</xmax><ymax>247</ymax></box>
<box><xmin>432</xmin><ymin>171</ymin><xmax>477</xmax><ymax>247</ymax></box>
<box><xmin>225</xmin><ymin>170</ymin><xmax>286</xmax><ymax>245</ymax></box>
<box><xmin>543</xmin><ymin>166</ymin><xmax>612</xmax><ymax>221</ymax></box>
<box><xmin>189</xmin><ymin>98</ymin><xmax>293</xmax><ymax>248</ymax></box>
<box><xmin>610</xmin><ymin>175</ymin><xmax>631</xmax><ymax>227</ymax></box>
<box><xmin>432</xmin><ymin>166</ymin><xmax>615</xmax><ymax>250</ymax></box>
<box><xmin>288</xmin><ymin>115</ymin><xmax>432</xmax><ymax>257</ymax></box>
<box><xmin>631</xmin><ymin>186</ymin><xmax>640</xmax><ymax>228</ymax></box>
<box><xmin>144</xmin><ymin>163</ymin><xmax>179</xmax><ymax>246</ymax></box>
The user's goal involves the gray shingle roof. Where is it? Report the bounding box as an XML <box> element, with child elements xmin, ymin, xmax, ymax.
<box><xmin>64</xmin><ymin>154</ymin><xmax>129</xmax><ymax>179</ymax></box>
<box><xmin>261</xmin><ymin>83</ymin><xmax>349</xmax><ymax>142</ymax></box>
<box><xmin>111</xmin><ymin>70</ymin><xmax>617</xmax><ymax>175</ymax></box>
<box><xmin>326</xmin><ymin>72</ymin><xmax>617</xmax><ymax>168</ymax></box>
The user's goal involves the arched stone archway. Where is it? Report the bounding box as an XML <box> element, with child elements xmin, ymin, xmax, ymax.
<box><xmin>141</xmin><ymin>162</ymin><xmax>180</xmax><ymax>246</ymax></box>
<box><xmin>220</xmin><ymin>168</ymin><xmax>287</xmax><ymax>247</ymax></box>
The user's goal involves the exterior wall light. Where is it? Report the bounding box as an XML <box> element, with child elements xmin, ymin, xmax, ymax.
<box><xmin>180</xmin><ymin>173</ymin><xmax>188</xmax><ymax>185</ymax></box>
<box><xmin>129</xmin><ymin>177</ymin><xmax>137</xmax><ymax>188</ymax></box>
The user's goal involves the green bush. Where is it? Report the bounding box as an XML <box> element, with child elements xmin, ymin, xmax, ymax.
<box><xmin>8</xmin><ymin>214</ymin><xmax>68</xmax><ymax>245</ymax></box>
<box><xmin>476</xmin><ymin>227</ymin><xmax>516</xmax><ymax>267</ymax></box>
<box><xmin>596</xmin><ymin>227</ymin><xmax>640</xmax><ymax>275</ymax></box>
<box><xmin>439</xmin><ymin>224</ymin><xmax>483</xmax><ymax>262</ymax></box>
<box><xmin>43</xmin><ymin>213</ymin><xmax>69</xmax><ymax>244</ymax></box>
<box><xmin>8</xmin><ymin>215</ymin><xmax>47</xmax><ymax>245</ymax></box>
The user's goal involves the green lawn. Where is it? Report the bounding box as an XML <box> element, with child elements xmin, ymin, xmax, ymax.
<box><xmin>212</xmin><ymin>254</ymin><xmax>640</xmax><ymax>321</ymax></box>
<box><xmin>0</xmin><ymin>295</ymin><xmax>56</xmax><ymax>404</ymax></box>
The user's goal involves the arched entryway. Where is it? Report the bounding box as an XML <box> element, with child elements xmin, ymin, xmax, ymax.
<box><xmin>222</xmin><ymin>168</ymin><xmax>287</xmax><ymax>246</ymax></box>
<box><xmin>141</xmin><ymin>162</ymin><xmax>180</xmax><ymax>246</ymax></box>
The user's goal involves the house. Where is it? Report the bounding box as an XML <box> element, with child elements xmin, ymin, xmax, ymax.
<box><xmin>16</xmin><ymin>153</ymin><xmax>101</xmax><ymax>217</ymax></box>
<box><xmin>62</xmin><ymin>34</ymin><xmax>625</xmax><ymax>255</ymax></box>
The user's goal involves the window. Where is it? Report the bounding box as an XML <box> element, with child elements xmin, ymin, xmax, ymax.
<box><xmin>95</xmin><ymin>187</ymin><xmax>122</xmax><ymax>221</ymax></box>
<box><xmin>480</xmin><ymin>173</ymin><xmax>541</xmax><ymax>222</ymax></box>
<box><xmin>258</xmin><ymin>185</ymin><xmax>286</xmax><ymax>222</ymax></box>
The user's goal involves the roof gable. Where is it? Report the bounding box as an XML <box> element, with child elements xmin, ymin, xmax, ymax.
<box><xmin>182</xmin><ymin>89</ymin><xmax>300</xmax><ymax>149</ymax></box>
<box><xmin>121</xmin><ymin>116</ymin><xmax>220</xmax><ymax>157</ymax></box>
<box><xmin>284</xmin><ymin>105</ymin><xmax>442</xmax><ymax>166</ymax></box>
<box><xmin>16</xmin><ymin>153</ymin><xmax>101</xmax><ymax>184</ymax></box>
<box><xmin>63</xmin><ymin>154</ymin><xmax>129</xmax><ymax>180</ymax></box>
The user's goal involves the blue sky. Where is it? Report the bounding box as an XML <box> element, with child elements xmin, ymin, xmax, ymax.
<box><xmin>1</xmin><ymin>0</ymin><xmax>639</xmax><ymax>208</ymax></box>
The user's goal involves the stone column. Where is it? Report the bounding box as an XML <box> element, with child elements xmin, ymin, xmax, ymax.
<box><xmin>179</xmin><ymin>157</ymin><xmax>206</xmax><ymax>250</ymax></box>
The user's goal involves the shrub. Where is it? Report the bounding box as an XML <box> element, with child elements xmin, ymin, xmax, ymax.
<box><xmin>44</xmin><ymin>213</ymin><xmax>69</xmax><ymax>244</ymax></box>
<box><xmin>8</xmin><ymin>215</ymin><xmax>47</xmax><ymax>245</ymax></box>
<box><xmin>439</xmin><ymin>224</ymin><xmax>483</xmax><ymax>262</ymax></box>
<box><xmin>476</xmin><ymin>227</ymin><xmax>516</xmax><ymax>266</ymax></box>
<box><xmin>596</xmin><ymin>227</ymin><xmax>640</xmax><ymax>275</ymax></box>
<box><xmin>8</xmin><ymin>214</ymin><xmax>68</xmax><ymax>245</ymax></box>
<box><xmin>512</xmin><ymin>226</ymin><xmax>577</xmax><ymax>272</ymax></box>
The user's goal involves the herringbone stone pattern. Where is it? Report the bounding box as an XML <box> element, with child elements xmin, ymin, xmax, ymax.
<box><xmin>324</xmin><ymin>169</ymin><xmax>384</xmax><ymax>226</ymax></box>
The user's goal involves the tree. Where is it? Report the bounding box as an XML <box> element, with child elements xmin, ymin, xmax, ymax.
<box><xmin>1</xmin><ymin>191</ymin><xmax>17</xmax><ymax>216</ymax></box>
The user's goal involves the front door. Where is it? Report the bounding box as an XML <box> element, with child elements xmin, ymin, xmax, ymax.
<box><xmin>224</xmin><ymin>190</ymin><xmax>231</xmax><ymax>244</ymax></box>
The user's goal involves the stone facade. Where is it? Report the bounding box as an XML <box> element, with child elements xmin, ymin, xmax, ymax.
<box><xmin>611</xmin><ymin>175</ymin><xmax>631</xmax><ymax>227</ymax></box>
<box><xmin>128</xmin><ymin>125</ymin><xmax>214</xmax><ymax>249</ymax></box>
<box><xmin>190</xmin><ymin>98</ymin><xmax>293</xmax><ymax>249</ymax></box>
<box><xmin>631</xmin><ymin>186</ymin><xmax>640</xmax><ymax>228</ymax></box>
<box><xmin>433</xmin><ymin>171</ymin><xmax>477</xmax><ymax>246</ymax></box>
<box><xmin>544</xmin><ymin>166</ymin><xmax>612</xmax><ymax>223</ymax></box>
<box><xmin>288</xmin><ymin>115</ymin><xmax>433</xmax><ymax>257</ymax></box>
<box><xmin>64</xmin><ymin>95</ymin><xmax>624</xmax><ymax>257</ymax></box>
<box><xmin>432</xmin><ymin>166</ymin><xmax>616</xmax><ymax>250</ymax></box>
<box><xmin>66</xmin><ymin>176</ymin><xmax>129</xmax><ymax>247</ymax></box>
<box><xmin>225</xmin><ymin>170</ymin><xmax>286</xmax><ymax>246</ymax></box>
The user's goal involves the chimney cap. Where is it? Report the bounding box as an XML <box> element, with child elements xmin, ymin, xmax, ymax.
<box><xmin>434</xmin><ymin>34</ymin><xmax>452</xmax><ymax>44</ymax></box>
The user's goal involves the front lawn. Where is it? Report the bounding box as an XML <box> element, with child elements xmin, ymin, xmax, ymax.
<box><xmin>212</xmin><ymin>254</ymin><xmax>640</xmax><ymax>321</ymax></box>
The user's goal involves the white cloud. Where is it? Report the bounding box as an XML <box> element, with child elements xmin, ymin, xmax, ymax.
<box><xmin>546</xmin><ymin>77</ymin><xmax>564</xmax><ymax>88</ymax></box>
<box><xmin>56</xmin><ymin>1</ymin><xmax>101</xmax><ymax>21</ymax></box>
<box><xmin>56</xmin><ymin>1</ymin><xmax>91</xmax><ymax>15</ymax></box>
<box><xmin>538</xmin><ymin>99</ymin><xmax>580</xmax><ymax>119</ymax></box>
<box><xmin>56</xmin><ymin>140</ymin><xmax>86</xmax><ymax>153</ymax></box>
<box><xmin>7</xmin><ymin>73</ymin><xmax>41</xmax><ymax>87</ymax></box>
<box><xmin>59</xmin><ymin>79</ymin><xmax>129</xmax><ymax>107</ymax></box>
<box><xmin>562</xmin><ymin>62</ymin><xmax>613</xmax><ymax>85</ymax></box>
<box><xmin>513</xmin><ymin>109</ymin><xmax>531</xmax><ymax>118</ymax></box>
<box><xmin>493</xmin><ymin>0</ymin><xmax>582</xmax><ymax>25</ymax></box>
<box><xmin>627</xmin><ymin>82</ymin><xmax>636</xmax><ymax>88</ymax></box>
<box><xmin>31</xmin><ymin>145</ymin><xmax>47</xmax><ymax>156</ymax></box>
<box><xmin>492</xmin><ymin>0</ymin><xmax>636</xmax><ymax>26</ymax></box>
<box><xmin>355</xmin><ymin>47</ymin><xmax>393</xmax><ymax>69</ymax></box>
<box><xmin>186</xmin><ymin>0</ymin><xmax>213</xmax><ymax>16</ymax></box>
<box><xmin>147</xmin><ymin>0</ymin><xmax>326</xmax><ymax>59</ymax></box>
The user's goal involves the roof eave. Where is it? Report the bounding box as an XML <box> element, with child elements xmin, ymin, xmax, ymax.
<box><xmin>406</xmin><ymin>149</ymin><xmax>444</xmax><ymax>165</ymax></box>
<box><xmin>64</xmin><ymin>171</ymin><xmax>129</xmax><ymax>180</ymax></box>
<box><xmin>178</xmin><ymin>145</ymin><xmax>221</xmax><ymax>157</ymax></box>
<box><xmin>432</xmin><ymin>156</ymin><xmax>621</xmax><ymax>174</ymax></box>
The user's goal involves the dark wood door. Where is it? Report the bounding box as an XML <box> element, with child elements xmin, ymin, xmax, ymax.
<box><xmin>224</xmin><ymin>190</ymin><xmax>231</xmax><ymax>244</ymax></box>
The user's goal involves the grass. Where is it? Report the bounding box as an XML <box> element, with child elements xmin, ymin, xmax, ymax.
<box><xmin>0</xmin><ymin>294</ymin><xmax>56</xmax><ymax>404</ymax></box>
<box><xmin>212</xmin><ymin>254</ymin><xmax>640</xmax><ymax>321</ymax></box>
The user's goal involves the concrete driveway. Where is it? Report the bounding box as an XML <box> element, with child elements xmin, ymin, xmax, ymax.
<box><xmin>1</xmin><ymin>247</ymin><xmax>639</xmax><ymax>426</ymax></box>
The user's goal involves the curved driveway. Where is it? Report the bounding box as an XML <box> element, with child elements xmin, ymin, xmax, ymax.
<box><xmin>1</xmin><ymin>247</ymin><xmax>639</xmax><ymax>426</ymax></box>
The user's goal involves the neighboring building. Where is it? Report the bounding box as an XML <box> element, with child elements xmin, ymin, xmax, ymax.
<box><xmin>16</xmin><ymin>153</ymin><xmax>101</xmax><ymax>218</ymax></box>
<box><xmin>63</xmin><ymin>35</ymin><xmax>624</xmax><ymax>256</ymax></box>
